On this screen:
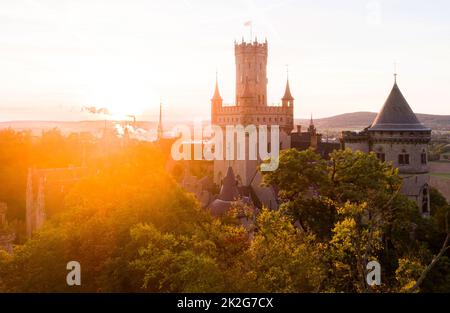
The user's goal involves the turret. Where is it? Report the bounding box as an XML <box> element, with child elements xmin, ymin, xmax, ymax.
<box><xmin>281</xmin><ymin>79</ymin><xmax>294</xmax><ymax>107</ymax></box>
<box><xmin>211</xmin><ymin>74</ymin><xmax>223</xmax><ymax>124</ymax></box>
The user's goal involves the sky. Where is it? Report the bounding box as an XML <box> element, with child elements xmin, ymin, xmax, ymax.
<box><xmin>0</xmin><ymin>0</ymin><xmax>450</xmax><ymax>122</ymax></box>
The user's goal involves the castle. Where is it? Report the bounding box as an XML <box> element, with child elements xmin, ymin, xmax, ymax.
<box><xmin>341</xmin><ymin>78</ymin><xmax>432</xmax><ymax>215</ymax></box>
<box><xmin>210</xmin><ymin>38</ymin><xmax>432</xmax><ymax>215</ymax></box>
<box><xmin>211</xmin><ymin>38</ymin><xmax>294</xmax><ymax>209</ymax></box>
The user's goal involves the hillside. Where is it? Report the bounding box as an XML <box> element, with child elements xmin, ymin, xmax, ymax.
<box><xmin>296</xmin><ymin>112</ymin><xmax>450</xmax><ymax>131</ymax></box>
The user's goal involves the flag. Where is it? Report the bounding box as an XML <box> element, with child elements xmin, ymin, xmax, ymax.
<box><xmin>244</xmin><ymin>21</ymin><xmax>252</xmax><ymax>27</ymax></box>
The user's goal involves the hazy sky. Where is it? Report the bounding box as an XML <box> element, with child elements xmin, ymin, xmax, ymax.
<box><xmin>1</xmin><ymin>0</ymin><xmax>450</xmax><ymax>122</ymax></box>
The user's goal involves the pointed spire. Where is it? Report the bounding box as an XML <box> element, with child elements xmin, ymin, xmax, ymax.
<box><xmin>308</xmin><ymin>113</ymin><xmax>316</xmax><ymax>134</ymax></box>
<box><xmin>394</xmin><ymin>61</ymin><xmax>398</xmax><ymax>84</ymax></box>
<box><xmin>282</xmin><ymin>78</ymin><xmax>294</xmax><ymax>100</ymax></box>
<box><xmin>212</xmin><ymin>70</ymin><xmax>222</xmax><ymax>100</ymax></box>
<box><xmin>157</xmin><ymin>100</ymin><xmax>163</xmax><ymax>140</ymax></box>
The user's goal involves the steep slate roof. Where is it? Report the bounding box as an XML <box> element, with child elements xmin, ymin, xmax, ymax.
<box><xmin>282</xmin><ymin>79</ymin><xmax>294</xmax><ymax>100</ymax></box>
<box><xmin>369</xmin><ymin>82</ymin><xmax>429</xmax><ymax>131</ymax></box>
<box><xmin>217</xmin><ymin>166</ymin><xmax>239</xmax><ymax>201</ymax></box>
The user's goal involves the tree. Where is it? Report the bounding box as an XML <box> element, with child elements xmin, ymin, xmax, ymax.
<box><xmin>262</xmin><ymin>148</ymin><xmax>450</xmax><ymax>292</ymax></box>
<box><xmin>246</xmin><ymin>209</ymin><xmax>326</xmax><ymax>292</ymax></box>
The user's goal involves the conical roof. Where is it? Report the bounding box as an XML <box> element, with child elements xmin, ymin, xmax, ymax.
<box><xmin>218</xmin><ymin>167</ymin><xmax>239</xmax><ymax>201</ymax></box>
<box><xmin>369</xmin><ymin>82</ymin><xmax>429</xmax><ymax>131</ymax></box>
<box><xmin>212</xmin><ymin>78</ymin><xmax>222</xmax><ymax>100</ymax></box>
<box><xmin>282</xmin><ymin>79</ymin><xmax>294</xmax><ymax>100</ymax></box>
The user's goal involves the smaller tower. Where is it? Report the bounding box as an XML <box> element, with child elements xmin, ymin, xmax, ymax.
<box><xmin>211</xmin><ymin>73</ymin><xmax>223</xmax><ymax>124</ymax></box>
<box><xmin>281</xmin><ymin>74</ymin><xmax>294</xmax><ymax>107</ymax></box>
<box><xmin>308</xmin><ymin>114</ymin><xmax>316</xmax><ymax>134</ymax></box>
<box><xmin>308</xmin><ymin>115</ymin><xmax>318</xmax><ymax>149</ymax></box>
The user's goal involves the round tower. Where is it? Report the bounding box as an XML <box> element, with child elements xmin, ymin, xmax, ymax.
<box><xmin>368</xmin><ymin>80</ymin><xmax>432</xmax><ymax>215</ymax></box>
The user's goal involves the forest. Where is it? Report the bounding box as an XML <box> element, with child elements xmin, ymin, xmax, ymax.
<box><xmin>0</xmin><ymin>128</ymin><xmax>449</xmax><ymax>292</ymax></box>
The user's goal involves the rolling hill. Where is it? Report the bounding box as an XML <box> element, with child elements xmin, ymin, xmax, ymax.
<box><xmin>296</xmin><ymin>112</ymin><xmax>450</xmax><ymax>131</ymax></box>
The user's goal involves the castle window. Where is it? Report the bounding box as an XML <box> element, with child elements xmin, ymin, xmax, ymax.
<box><xmin>398</xmin><ymin>153</ymin><xmax>409</xmax><ymax>165</ymax></box>
<box><xmin>421</xmin><ymin>149</ymin><xmax>427</xmax><ymax>164</ymax></box>
<box><xmin>376</xmin><ymin>153</ymin><xmax>385</xmax><ymax>162</ymax></box>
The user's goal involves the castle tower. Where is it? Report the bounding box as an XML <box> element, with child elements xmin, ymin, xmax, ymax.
<box><xmin>211</xmin><ymin>39</ymin><xmax>294</xmax><ymax>132</ymax></box>
<box><xmin>211</xmin><ymin>39</ymin><xmax>294</xmax><ymax>209</ymax></box>
<box><xmin>342</xmin><ymin>78</ymin><xmax>432</xmax><ymax>215</ymax></box>
<box><xmin>235</xmin><ymin>38</ymin><xmax>268</xmax><ymax>106</ymax></box>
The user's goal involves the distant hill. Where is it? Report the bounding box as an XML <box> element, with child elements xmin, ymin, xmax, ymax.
<box><xmin>1</xmin><ymin>112</ymin><xmax>449</xmax><ymax>136</ymax></box>
<box><xmin>296</xmin><ymin>112</ymin><xmax>450</xmax><ymax>131</ymax></box>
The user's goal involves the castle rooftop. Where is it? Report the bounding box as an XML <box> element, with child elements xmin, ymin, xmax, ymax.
<box><xmin>369</xmin><ymin>81</ymin><xmax>430</xmax><ymax>132</ymax></box>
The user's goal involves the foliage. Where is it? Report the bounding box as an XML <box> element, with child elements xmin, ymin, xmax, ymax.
<box><xmin>1</xmin><ymin>133</ymin><xmax>449</xmax><ymax>293</ymax></box>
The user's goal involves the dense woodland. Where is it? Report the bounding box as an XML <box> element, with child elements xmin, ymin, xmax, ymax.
<box><xmin>0</xmin><ymin>128</ymin><xmax>449</xmax><ymax>292</ymax></box>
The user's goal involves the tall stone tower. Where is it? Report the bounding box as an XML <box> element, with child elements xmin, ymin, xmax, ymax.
<box><xmin>212</xmin><ymin>39</ymin><xmax>294</xmax><ymax>133</ymax></box>
<box><xmin>235</xmin><ymin>39</ymin><xmax>268</xmax><ymax>106</ymax></box>
<box><xmin>211</xmin><ymin>39</ymin><xmax>294</xmax><ymax>209</ymax></box>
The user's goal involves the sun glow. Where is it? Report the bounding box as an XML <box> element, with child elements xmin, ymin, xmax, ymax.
<box><xmin>83</xmin><ymin>68</ymin><xmax>159</xmax><ymax>120</ymax></box>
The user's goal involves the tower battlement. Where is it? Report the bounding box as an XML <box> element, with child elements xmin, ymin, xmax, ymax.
<box><xmin>211</xmin><ymin>39</ymin><xmax>294</xmax><ymax>132</ymax></box>
<box><xmin>234</xmin><ymin>39</ymin><xmax>268</xmax><ymax>54</ymax></box>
